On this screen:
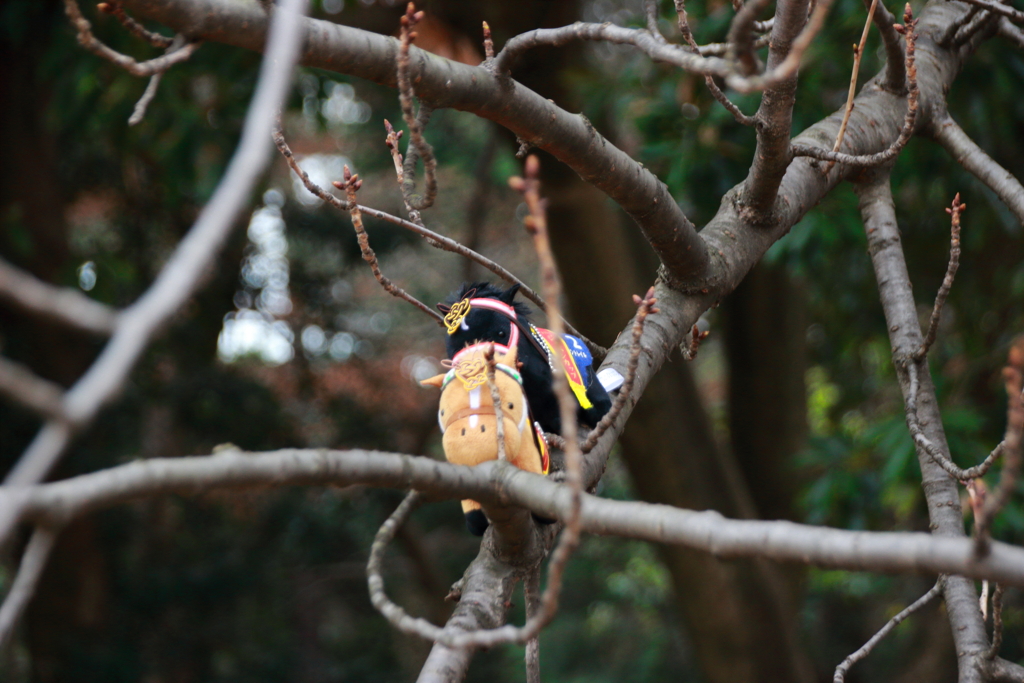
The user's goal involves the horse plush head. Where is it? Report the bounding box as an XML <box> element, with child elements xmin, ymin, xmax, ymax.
<box><xmin>420</xmin><ymin>342</ymin><xmax>549</xmax><ymax>536</ymax></box>
<box><xmin>438</xmin><ymin>282</ymin><xmax>531</xmax><ymax>360</ymax></box>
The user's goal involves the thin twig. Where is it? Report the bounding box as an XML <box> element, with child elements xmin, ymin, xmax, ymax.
<box><xmin>952</xmin><ymin>7</ymin><xmax>995</xmax><ymax>47</ymax></box>
<box><xmin>917</xmin><ymin>194</ymin><xmax>964</xmax><ymax>359</ymax></box>
<box><xmin>396</xmin><ymin>3</ymin><xmax>437</xmax><ymax>213</ymax></box>
<box><xmin>336</xmin><ymin>167</ymin><xmax>444</xmax><ymax>326</ymax></box>
<box><xmin>833</xmin><ymin>579</ymin><xmax>942</xmax><ymax>682</ymax></box>
<box><xmin>0</xmin><ymin>256</ymin><xmax>118</xmax><ymax>336</ymax></box>
<box><xmin>581</xmin><ymin>288</ymin><xmax>658</xmax><ymax>453</ymax></box>
<box><xmin>792</xmin><ymin>5</ymin><xmax>918</xmax><ymax>167</ymax></box>
<box><xmin>0</xmin><ymin>357</ymin><xmax>67</xmax><ymax>423</ymax></box>
<box><xmin>127</xmin><ymin>34</ymin><xmax>185</xmax><ymax>126</ymax></box>
<box><xmin>974</xmin><ymin>346</ymin><xmax>1024</xmax><ymax>555</ymax></box>
<box><xmin>675</xmin><ymin>0</ymin><xmax>756</xmax><ymax>126</ymax></box>
<box><xmin>0</xmin><ymin>527</ymin><xmax>59</xmax><ymax>653</ymax></box>
<box><xmin>98</xmin><ymin>1</ymin><xmax>173</xmax><ymax>47</ymax></box>
<box><xmin>727</xmin><ymin>0</ymin><xmax>771</xmax><ymax>76</ymax></box>
<box><xmin>484</xmin><ymin>344</ymin><xmax>507</xmax><ymax>463</ymax></box>
<box><xmin>645</xmin><ymin>0</ymin><xmax>667</xmax><ymax>43</ymax></box>
<box><xmin>272</xmin><ymin>123</ymin><xmax>606</xmax><ymax>356</ymax></box>
<box><xmin>988</xmin><ymin>583</ymin><xmax>1005</xmax><ymax>659</ymax></box>
<box><xmin>682</xmin><ymin>322</ymin><xmax>710</xmax><ymax>361</ymax></box>
<box><xmin>64</xmin><ymin>0</ymin><xmax>200</xmax><ymax>77</ymax></box>
<box><xmin>905</xmin><ymin>362</ymin><xmax>1004</xmax><ymax>480</ymax></box>
<box><xmin>128</xmin><ymin>72</ymin><xmax>163</xmax><ymax>125</ymax></box>
<box><xmin>509</xmin><ymin>153</ymin><xmax>583</xmax><ymax>640</ymax></box>
<box><xmin>698</xmin><ymin>34</ymin><xmax>771</xmax><ymax>56</ymax></box>
<box><xmin>829</xmin><ymin>0</ymin><xmax>879</xmax><ymax>166</ymax></box>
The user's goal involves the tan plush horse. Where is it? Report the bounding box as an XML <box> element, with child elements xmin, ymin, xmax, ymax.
<box><xmin>420</xmin><ymin>343</ymin><xmax>549</xmax><ymax>535</ymax></box>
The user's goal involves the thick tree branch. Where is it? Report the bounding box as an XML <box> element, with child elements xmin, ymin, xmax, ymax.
<box><xmin>930</xmin><ymin>109</ymin><xmax>1024</xmax><ymax>227</ymax></box>
<box><xmin>0</xmin><ymin>256</ymin><xmax>118</xmax><ymax>336</ymax></box>
<box><xmin>855</xmin><ymin>173</ymin><xmax>989</xmax><ymax>683</ymax></box>
<box><xmin>743</xmin><ymin>0</ymin><xmax>810</xmax><ymax>216</ymax></box>
<box><xmin>6</xmin><ymin>449</ymin><xmax>1024</xmax><ymax>586</ymax></box>
<box><xmin>123</xmin><ymin>0</ymin><xmax>711</xmax><ymax>285</ymax></box>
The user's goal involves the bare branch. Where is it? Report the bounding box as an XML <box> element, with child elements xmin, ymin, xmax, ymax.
<box><xmin>0</xmin><ymin>527</ymin><xmax>59</xmax><ymax>653</ymax></box>
<box><xmin>855</xmin><ymin>173</ymin><xmax>989</xmax><ymax>683</ymax></box>
<box><xmin>272</xmin><ymin>123</ymin><xmax>604</xmax><ymax>356</ymax></box>
<box><xmin>917</xmin><ymin>193</ymin><xmax>964</xmax><ymax>359</ymax></box>
<box><xmin>989</xmin><ymin>657</ymin><xmax>1024</xmax><ymax>683</ymax></box>
<box><xmin>396</xmin><ymin>4</ymin><xmax>437</xmax><ymax>213</ymax></box>
<box><xmin>0</xmin><ymin>357</ymin><xmax>66</xmax><ymax>423</ymax></box>
<box><xmin>10</xmin><ymin>449</ymin><xmax>1024</xmax><ymax>586</ymax></box>
<box><xmin>645</xmin><ymin>0</ymin><xmax>666</xmax><ymax>42</ymax></box>
<box><xmin>335</xmin><ymin>167</ymin><xmax>444</xmax><ymax>326</ymax></box>
<box><xmin>956</xmin><ymin>0</ymin><xmax>1024</xmax><ymax>24</ymax></box>
<box><xmin>830</xmin><ymin>0</ymin><xmax>879</xmax><ymax>164</ymax></box>
<box><xmin>792</xmin><ymin>7</ymin><xmax>918</xmax><ymax>167</ymax></box>
<box><xmin>698</xmin><ymin>34</ymin><xmax>770</xmax><ymax>56</ymax></box>
<box><xmin>727</xmin><ymin>0</ymin><xmax>772</xmax><ymax>76</ymax></box>
<box><xmin>906</xmin><ymin>361</ymin><xmax>1003</xmax><ymax>480</ymax></box>
<box><xmin>64</xmin><ymin>0</ymin><xmax>200</xmax><ymax>77</ymax></box>
<box><xmin>493</xmin><ymin>21</ymin><xmax>729</xmax><ymax>80</ymax></box>
<box><xmin>930</xmin><ymin>110</ymin><xmax>1024</xmax><ymax>228</ymax></box>
<box><xmin>127</xmin><ymin>34</ymin><xmax>186</xmax><ymax>125</ymax></box>
<box><xmin>863</xmin><ymin>0</ymin><xmax>905</xmax><ymax>92</ymax></box>
<box><xmin>0</xmin><ymin>256</ymin><xmax>118</xmax><ymax>336</ymax></box>
<box><xmin>0</xmin><ymin>0</ymin><xmax>310</xmax><ymax>535</ymax></box>
<box><xmin>833</xmin><ymin>579</ymin><xmax>942</xmax><ymax>682</ymax></box>
<box><xmin>998</xmin><ymin>16</ymin><xmax>1024</xmax><ymax>47</ymax></box>
<box><xmin>675</xmin><ymin>0</ymin><xmax>756</xmax><ymax>126</ymax></box>
<box><xmin>98</xmin><ymin>0</ymin><xmax>174</xmax><ymax>47</ymax></box>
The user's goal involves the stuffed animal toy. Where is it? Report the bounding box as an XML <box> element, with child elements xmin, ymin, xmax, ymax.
<box><xmin>420</xmin><ymin>343</ymin><xmax>550</xmax><ymax>535</ymax></box>
<box><xmin>438</xmin><ymin>282</ymin><xmax>612</xmax><ymax>434</ymax></box>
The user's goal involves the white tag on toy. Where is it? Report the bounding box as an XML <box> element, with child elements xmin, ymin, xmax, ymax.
<box><xmin>597</xmin><ymin>367</ymin><xmax>625</xmax><ymax>392</ymax></box>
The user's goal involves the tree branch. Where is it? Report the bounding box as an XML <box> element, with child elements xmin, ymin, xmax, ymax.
<box><xmin>0</xmin><ymin>0</ymin><xmax>310</xmax><ymax>536</ymax></box>
<box><xmin>0</xmin><ymin>357</ymin><xmax>66</xmax><ymax>423</ymax></box>
<box><xmin>0</xmin><ymin>256</ymin><xmax>118</xmax><ymax>336</ymax></box>
<box><xmin>855</xmin><ymin>172</ymin><xmax>989</xmax><ymax>683</ymax></box>
<box><xmin>7</xmin><ymin>449</ymin><xmax>1024</xmax><ymax>586</ymax></box>
<box><xmin>0</xmin><ymin>527</ymin><xmax>58</xmax><ymax>653</ymax></box>
<box><xmin>833</xmin><ymin>579</ymin><xmax>942</xmax><ymax>682</ymax></box>
<box><xmin>929</xmin><ymin>109</ymin><xmax>1024</xmax><ymax>228</ymax></box>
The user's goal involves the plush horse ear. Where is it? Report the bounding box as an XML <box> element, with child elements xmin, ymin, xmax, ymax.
<box><xmin>501</xmin><ymin>344</ymin><xmax>519</xmax><ymax>366</ymax></box>
<box><xmin>498</xmin><ymin>283</ymin><xmax>521</xmax><ymax>304</ymax></box>
<box><xmin>436</xmin><ymin>303</ymin><xmax>451</xmax><ymax>314</ymax></box>
<box><xmin>420</xmin><ymin>374</ymin><xmax>446</xmax><ymax>388</ymax></box>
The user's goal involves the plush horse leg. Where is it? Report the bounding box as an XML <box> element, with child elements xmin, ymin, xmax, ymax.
<box><xmin>461</xmin><ymin>499</ymin><xmax>489</xmax><ymax>536</ymax></box>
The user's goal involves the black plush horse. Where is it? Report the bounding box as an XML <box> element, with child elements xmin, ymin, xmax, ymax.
<box><xmin>440</xmin><ymin>282</ymin><xmax>611</xmax><ymax>435</ymax></box>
